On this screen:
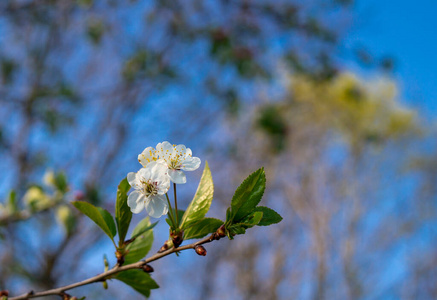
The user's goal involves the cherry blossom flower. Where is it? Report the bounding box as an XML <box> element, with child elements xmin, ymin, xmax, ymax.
<box><xmin>137</xmin><ymin>141</ymin><xmax>201</xmax><ymax>184</ymax></box>
<box><xmin>127</xmin><ymin>161</ymin><xmax>170</xmax><ymax>218</ymax></box>
<box><xmin>156</xmin><ymin>141</ymin><xmax>201</xmax><ymax>184</ymax></box>
<box><xmin>138</xmin><ymin>146</ymin><xmax>159</xmax><ymax>167</ymax></box>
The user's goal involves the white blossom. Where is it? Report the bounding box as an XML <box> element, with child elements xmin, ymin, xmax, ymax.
<box><xmin>138</xmin><ymin>141</ymin><xmax>201</xmax><ymax>184</ymax></box>
<box><xmin>155</xmin><ymin>141</ymin><xmax>201</xmax><ymax>184</ymax></box>
<box><xmin>127</xmin><ymin>161</ymin><xmax>170</xmax><ymax>218</ymax></box>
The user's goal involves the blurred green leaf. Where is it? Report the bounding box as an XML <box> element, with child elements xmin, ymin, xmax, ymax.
<box><xmin>181</xmin><ymin>162</ymin><xmax>214</xmax><ymax>229</ymax></box>
<box><xmin>124</xmin><ymin>218</ymin><xmax>154</xmax><ymax>264</ymax></box>
<box><xmin>72</xmin><ymin>201</ymin><xmax>116</xmax><ymax>242</ymax></box>
<box><xmin>115</xmin><ymin>269</ymin><xmax>159</xmax><ymax>298</ymax></box>
<box><xmin>1</xmin><ymin>59</ymin><xmax>16</xmax><ymax>84</ymax></box>
<box><xmin>253</xmin><ymin>206</ymin><xmax>283</xmax><ymax>226</ymax></box>
<box><xmin>7</xmin><ymin>190</ymin><xmax>17</xmax><ymax>213</ymax></box>
<box><xmin>54</xmin><ymin>172</ymin><xmax>68</xmax><ymax>193</ymax></box>
<box><xmin>229</xmin><ymin>168</ymin><xmax>266</xmax><ymax>223</ymax></box>
<box><xmin>183</xmin><ymin>218</ymin><xmax>223</xmax><ymax>240</ymax></box>
<box><xmin>115</xmin><ymin>178</ymin><xmax>132</xmax><ymax>245</ymax></box>
<box><xmin>87</xmin><ymin>19</ymin><xmax>105</xmax><ymax>45</ymax></box>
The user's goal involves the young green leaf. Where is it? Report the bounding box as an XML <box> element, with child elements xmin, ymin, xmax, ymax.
<box><xmin>72</xmin><ymin>201</ymin><xmax>116</xmax><ymax>242</ymax></box>
<box><xmin>241</xmin><ymin>211</ymin><xmax>263</xmax><ymax>227</ymax></box>
<box><xmin>124</xmin><ymin>218</ymin><xmax>154</xmax><ymax>264</ymax></box>
<box><xmin>115</xmin><ymin>178</ymin><xmax>132</xmax><ymax>244</ymax></box>
<box><xmin>181</xmin><ymin>161</ymin><xmax>214</xmax><ymax>229</ymax></box>
<box><xmin>253</xmin><ymin>206</ymin><xmax>283</xmax><ymax>226</ymax></box>
<box><xmin>115</xmin><ymin>269</ymin><xmax>159</xmax><ymax>298</ymax></box>
<box><xmin>183</xmin><ymin>218</ymin><xmax>223</xmax><ymax>240</ymax></box>
<box><xmin>230</xmin><ymin>168</ymin><xmax>266</xmax><ymax>222</ymax></box>
<box><xmin>226</xmin><ymin>211</ymin><xmax>263</xmax><ymax>238</ymax></box>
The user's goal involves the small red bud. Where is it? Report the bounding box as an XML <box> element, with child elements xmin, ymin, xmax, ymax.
<box><xmin>195</xmin><ymin>245</ymin><xmax>207</xmax><ymax>256</ymax></box>
<box><xmin>216</xmin><ymin>225</ymin><xmax>226</xmax><ymax>238</ymax></box>
<box><xmin>142</xmin><ymin>264</ymin><xmax>154</xmax><ymax>273</ymax></box>
<box><xmin>74</xmin><ymin>191</ymin><xmax>85</xmax><ymax>201</ymax></box>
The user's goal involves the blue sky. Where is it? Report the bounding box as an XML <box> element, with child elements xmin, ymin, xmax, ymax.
<box><xmin>344</xmin><ymin>0</ymin><xmax>437</xmax><ymax>117</ymax></box>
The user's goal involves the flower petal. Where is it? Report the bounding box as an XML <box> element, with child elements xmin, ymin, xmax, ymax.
<box><xmin>145</xmin><ymin>195</ymin><xmax>168</xmax><ymax>218</ymax></box>
<box><xmin>156</xmin><ymin>141</ymin><xmax>173</xmax><ymax>165</ymax></box>
<box><xmin>182</xmin><ymin>157</ymin><xmax>201</xmax><ymax>171</ymax></box>
<box><xmin>127</xmin><ymin>191</ymin><xmax>145</xmax><ymax>214</ymax></box>
<box><xmin>168</xmin><ymin>169</ymin><xmax>186</xmax><ymax>184</ymax></box>
<box><xmin>149</xmin><ymin>161</ymin><xmax>168</xmax><ymax>182</ymax></box>
<box><xmin>127</xmin><ymin>172</ymin><xmax>140</xmax><ymax>189</ymax></box>
<box><xmin>172</xmin><ymin>144</ymin><xmax>187</xmax><ymax>160</ymax></box>
<box><xmin>138</xmin><ymin>147</ymin><xmax>157</xmax><ymax>167</ymax></box>
<box><xmin>137</xmin><ymin>167</ymin><xmax>151</xmax><ymax>181</ymax></box>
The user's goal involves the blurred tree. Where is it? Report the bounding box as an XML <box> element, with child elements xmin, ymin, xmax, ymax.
<box><xmin>1</xmin><ymin>0</ymin><xmax>435</xmax><ymax>299</ymax></box>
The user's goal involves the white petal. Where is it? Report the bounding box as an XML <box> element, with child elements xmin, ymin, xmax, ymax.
<box><xmin>185</xmin><ymin>148</ymin><xmax>192</xmax><ymax>157</ymax></box>
<box><xmin>156</xmin><ymin>141</ymin><xmax>173</xmax><ymax>165</ymax></box>
<box><xmin>138</xmin><ymin>147</ymin><xmax>157</xmax><ymax>167</ymax></box>
<box><xmin>172</xmin><ymin>144</ymin><xmax>187</xmax><ymax>160</ymax></box>
<box><xmin>182</xmin><ymin>157</ymin><xmax>201</xmax><ymax>171</ymax></box>
<box><xmin>145</xmin><ymin>195</ymin><xmax>168</xmax><ymax>218</ymax></box>
<box><xmin>168</xmin><ymin>169</ymin><xmax>186</xmax><ymax>184</ymax></box>
<box><xmin>149</xmin><ymin>161</ymin><xmax>168</xmax><ymax>182</ymax></box>
<box><xmin>127</xmin><ymin>191</ymin><xmax>145</xmax><ymax>214</ymax></box>
<box><xmin>138</xmin><ymin>167</ymin><xmax>151</xmax><ymax>181</ymax></box>
<box><xmin>127</xmin><ymin>172</ymin><xmax>139</xmax><ymax>188</ymax></box>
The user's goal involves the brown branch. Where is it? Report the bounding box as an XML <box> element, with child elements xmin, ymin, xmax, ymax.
<box><xmin>9</xmin><ymin>234</ymin><xmax>220</xmax><ymax>300</ymax></box>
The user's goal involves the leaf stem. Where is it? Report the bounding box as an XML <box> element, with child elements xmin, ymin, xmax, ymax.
<box><xmin>165</xmin><ymin>193</ymin><xmax>176</xmax><ymax>228</ymax></box>
<box><xmin>173</xmin><ymin>183</ymin><xmax>179</xmax><ymax>227</ymax></box>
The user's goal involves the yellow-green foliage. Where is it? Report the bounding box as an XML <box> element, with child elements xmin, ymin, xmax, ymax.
<box><xmin>288</xmin><ymin>72</ymin><xmax>417</xmax><ymax>148</ymax></box>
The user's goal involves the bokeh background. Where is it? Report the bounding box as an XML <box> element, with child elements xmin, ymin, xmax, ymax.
<box><xmin>1</xmin><ymin>0</ymin><xmax>436</xmax><ymax>299</ymax></box>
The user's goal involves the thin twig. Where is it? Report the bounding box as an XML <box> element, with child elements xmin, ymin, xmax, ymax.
<box><xmin>9</xmin><ymin>234</ymin><xmax>219</xmax><ymax>300</ymax></box>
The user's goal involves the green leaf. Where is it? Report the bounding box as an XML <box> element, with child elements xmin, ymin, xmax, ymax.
<box><xmin>130</xmin><ymin>220</ymin><xmax>158</xmax><ymax>240</ymax></box>
<box><xmin>183</xmin><ymin>218</ymin><xmax>223</xmax><ymax>240</ymax></box>
<box><xmin>115</xmin><ymin>178</ymin><xmax>132</xmax><ymax>245</ymax></box>
<box><xmin>115</xmin><ymin>269</ymin><xmax>159</xmax><ymax>298</ymax></box>
<box><xmin>97</xmin><ymin>207</ymin><xmax>117</xmax><ymax>238</ymax></box>
<box><xmin>226</xmin><ymin>211</ymin><xmax>263</xmax><ymax>238</ymax></box>
<box><xmin>181</xmin><ymin>162</ymin><xmax>214</xmax><ymax>229</ymax></box>
<box><xmin>253</xmin><ymin>206</ymin><xmax>283</xmax><ymax>226</ymax></box>
<box><xmin>230</xmin><ymin>168</ymin><xmax>266</xmax><ymax>222</ymax></box>
<box><xmin>241</xmin><ymin>211</ymin><xmax>264</xmax><ymax>227</ymax></box>
<box><xmin>124</xmin><ymin>218</ymin><xmax>154</xmax><ymax>264</ymax></box>
<box><xmin>72</xmin><ymin>201</ymin><xmax>116</xmax><ymax>242</ymax></box>
<box><xmin>54</xmin><ymin>172</ymin><xmax>68</xmax><ymax>193</ymax></box>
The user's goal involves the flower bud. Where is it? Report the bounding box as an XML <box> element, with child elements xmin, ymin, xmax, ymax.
<box><xmin>170</xmin><ymin>230</ymin><xmax>184</xmax><ymax>248</ymax></box>
<box><xmin>102</xmin><ymin>280</ymin><xmax>108</xmax><ymax>289</ymax></box>
<box><xmin>158</xmin><ymin>239</ymin><xmax>173</xmax><ymax>253</ymax></box>
<box><xmin>216</xmin><ymin>224</ymin><xmax>226</xmax><ymax>238</ymax></box>
<box><xmin>142</xmin><ymin>264</ymin><xmax>154</xmax><ymax>273</ymax></box>
<box><xmin>195</xmin><ymin>245</ymin><xmax>207</xmax><ymax>256</ymax></box>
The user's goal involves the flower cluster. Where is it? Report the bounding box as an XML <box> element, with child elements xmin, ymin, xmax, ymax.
<box><xmin>127</xmin><ymin>141</ymin><xmax>201</xmax><ymax>218</ymax></box>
